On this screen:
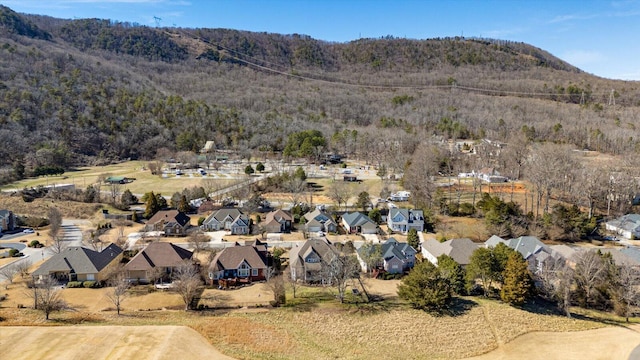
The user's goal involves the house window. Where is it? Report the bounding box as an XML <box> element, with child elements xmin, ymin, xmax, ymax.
<box><xmin>238</xmin><ymin>269</ymin><xmax>249</xmax><ymax>277</ymax></box>
<box><xmin>252</xmin><ymin>269</ymin><xmax>258</xmax><ymax>276</ymax></box>
<box><xmin>86</xmin><ymin>274</ymin><xmax>95</xmax><ymax>281</ymax></box>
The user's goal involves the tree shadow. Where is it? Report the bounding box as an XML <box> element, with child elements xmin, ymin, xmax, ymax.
<box><xmin>438</xmin><ymin>297</ymin><xmax>479</xmax><ymax>317</ymax></box>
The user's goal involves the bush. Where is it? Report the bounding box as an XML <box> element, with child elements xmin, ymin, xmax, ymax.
<box><xmin>8</xmin><ymin>249</ymin><xmax>21</xmax><ymax>257</ymax></box>
<box><xmin>67</xmin><ymin>281</ymin><xmax>83</xmax><ymax>288</ymax></box>
<box><xmin>82</xmin><ymin>281</ymin><xmax>101</xmax><ymax>288</ymax></box>
<box><xmin>29</xmin><ymin>240</ymin><xmax>43</xmax><ymax>248</ymax></box>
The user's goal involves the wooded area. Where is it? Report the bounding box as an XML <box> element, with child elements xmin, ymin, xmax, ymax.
<box><xmin>1</xmin><ymin>5</ymin><xmax>639</xmax><ymax>206</ymax></box>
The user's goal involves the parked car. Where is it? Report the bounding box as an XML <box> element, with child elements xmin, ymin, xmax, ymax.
<box><xmin>23</xmin><ymin>228</ymin><xmax>35</xmax><ymax>234</ymax></box>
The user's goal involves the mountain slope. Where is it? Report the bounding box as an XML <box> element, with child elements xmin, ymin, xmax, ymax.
<box><xmin>0</xmin><ymin>6</ymin><xmax>638</xmax><ymax>185</ymax></box>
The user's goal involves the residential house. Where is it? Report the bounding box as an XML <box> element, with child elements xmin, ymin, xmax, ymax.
<box><xmin>489</xmin><ymin>236</ymin><xmax>552</xmax><ymax>274</ymax></box>
<box><xmin>477</xmin><ymin>167</ymin><xmax>508</xmax><ymax>183</ymax></box>
<box><xmin>599</xmin><ymin>248</ymin><xmax>640</xmax><ymax>267</ymax></box>
<box><xmin>33</xmin><ymin>244</ymin><xmax>123</xmax><ymax>283</ymax></box>
<box><xmin>145</xmin><ymin>209</ymin><xmax>191</xmax><ymax>236</ymax></box>
<box><xmin>422</xmin><ymin>238</ymin><xmax>479</xmax><ymax>266</ymax></box>
<box><xmin>0</xmin><ymin>209</ymin><xmax>16</xmax><ymax>234</ymax></box>
<box><xmin>357</xmin><ymin>238</ymin><xmax>416</xmax><ymax>274</ymax></box>
<box><xmin>303</xmin><ymin>209</ymin><xmax>337</xmax><ymax>233</ymax></box>
<box><xmin>387</xmin><ymin>208</ymin><xmax>424</xmax><ymax>233</ymax></box>
<box><xmin>124</xmin><ymin>242</ymin><xmax>193</xmax><ymax>283</ymax></box>
<box><xmin>341</xmin><ymin>212</ymin><xmax>378</xmax><ymax>234</ymax></box>
<box><xmin>606</xmin><ymin>214</ymin><xmax>640</xmax><ymax>240</ymax></box>
<box><xmin>208</xmin><ymin>243</ymin><xmax>269</xmax><ymax>283</ymax></box>
<box><xmin>201</xmin><ymin>208</ymin><xmax>250</xmax><ymax>235</ymax></box>
<box><xmin>388</xmin><ymin>191</ymin><xmax>411</xmax><ymax>202</ymax></box>
<box><xmin>484</xmin><ymin>235</ymin><xmax>507</xmax><ymax>248</ymax></box>
<box><xmin>289</xmin><ymin>238</ymin><xmax>339</xmax><ymax>283</ymax></box>
<box><xmin>263</xmin><ymin>209</ymin><xmax>293</xmax><ymax>233</ymax></box>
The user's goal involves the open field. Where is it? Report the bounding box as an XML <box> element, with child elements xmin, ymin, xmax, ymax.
<box><xmin>1</xmin><ymin>274</ymin><xmax>629</xmax><ymax>360</ymax></box>
<box><xmin>0</xmin><ymin>160</ymin><xmax>235</xmax><ymax>196</ymax></box>
<box><xmin>466</xmin><ymin>325</ymin><xmax>640</xmax><ymax>360</ymax></box>
<box><xmin>0</xmin><ymin>326</ymin><xmax>236</xmax><ymax>360</ymax></box>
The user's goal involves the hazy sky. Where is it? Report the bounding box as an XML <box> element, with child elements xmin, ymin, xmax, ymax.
<box><xmin>3</xmin><ymin>0</ymin><xmax>639</xmax><ymax>80</ymax></box>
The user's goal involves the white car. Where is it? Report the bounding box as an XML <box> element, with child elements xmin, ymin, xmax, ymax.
<box><xmin>23</xmin><ymin>228</ymin><xmax>35</xmax><ymax>233</ymax></box>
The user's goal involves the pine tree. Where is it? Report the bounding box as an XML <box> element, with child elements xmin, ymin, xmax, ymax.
<box><xmin>398</xmin><ymin>261</ymin><xmax>452</xmax><ymax>312</ymax></box>
<box><xmin>178</xmin><ymin>195</ymin><xmax>191</xmax><ymax>213</ymax></box>
<box><xmin>500</xmin><ymin>252</ymin><xmax>533</xmax><ymax>306</ymax></box>
<box><xmin>144</xmin><ymin>191</ymin><xmax>159</xmax><ymax>218</ymax></box>
<box><xmin>407</xmin><ymin>228</ymin><xmax>420</xmax><ymax>250</ymax></box>
<box><xmin>437</xmin><ymin>254</ymin><xmax>466</xmax><ymax>295</ymax></box>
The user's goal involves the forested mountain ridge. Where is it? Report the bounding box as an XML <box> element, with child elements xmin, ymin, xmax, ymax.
<box><xmin>0</xmin><ymin>5</ymin><xmax>638</xmax><ymax>184</ymax></box>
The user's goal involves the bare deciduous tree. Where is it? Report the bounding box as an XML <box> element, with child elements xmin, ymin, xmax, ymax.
<box><xmin>188</xmin><ymin>230</ymin><xmax>210</xmax><ymax>254</ymax></box>
<box><xmin>106</xmin><ymin>269</ymin><xmax>130</xmax><ymax>315</ymax></box>
<box><xmin>0</xmin><ymin>263</ymin><xmax>20</xmax><ymax>289</ymax></box>
<box><xmin>284</xmin><ymin>177</ymin><xmax>307</xmax><ymax>207</ymax></box>
<box><xmin>324</xmin><ymin>255</ymin><xmax>360</xmax><ymax>303</ymax></box>
<box><xmin>47</xmin><ymin>207</ymin><xmax>64</xmax><ymax>253</ymax></box>
<box><xmin>612</xmin><ymin>265</ymin><xmax>640</xmax><ymax>322</ymax></box>
<box><xmin>328</xmin><ymin>180</ymin><xmax>352</xmax><ymax>211</ymax></box>
<box><xmin>264</xmin><ymin>267</ymin><xmax>286</xmax><ymax>306</ymax></box>
<box><xmin>537</xmin><ymin>257</ymin><xmax>575</xmax><ymax>318</ymax></box>
<box><xmin>573</xmin><ymin>250</ymin><xmax>606</xmax><ymax>309</ymax></box>
<box><xmin>284</xmin><ymin>267</ymin><xmax>299</xmax><ymax>299</ymax></box>
<box><xmin>172</xmin><ymin>261</ymin><xmax>202</xmax><ymax>310</ymax></box>
<box><xmin>30</xmin><ymin>276</ymin><xmax>67</xmax><ymax>320</ymax></box>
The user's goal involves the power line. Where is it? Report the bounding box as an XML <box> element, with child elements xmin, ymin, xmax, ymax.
<box><xmin>173</xmin><ymin>29</ymin><xmax>616</xmax><ymax>99</ymax></box>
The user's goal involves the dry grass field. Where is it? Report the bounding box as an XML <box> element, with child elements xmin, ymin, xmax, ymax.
<box><xmin>0</xmin><ymin>326</ymin><xmax>236</xmax><ymax>360</ymax></box>
<box><xmin>2</xmin><ymin>274</ymin><xmax>631</xmax><ymax>360</ymax></box>
<box><xmin>0</xmin><ymin>160</ymin><xmax>235</xmax><ymax>196</ymax></box>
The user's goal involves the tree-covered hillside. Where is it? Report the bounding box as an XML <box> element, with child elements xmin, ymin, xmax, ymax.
<box><xmin>0</xmin><ymin>5</ymin><xmax>639</xmax><ymax>184</ymax></box>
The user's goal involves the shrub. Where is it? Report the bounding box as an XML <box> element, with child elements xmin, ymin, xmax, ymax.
<box><xmin>29</xmin><ymin>240</ymin><xmax>42</xmax><ymax>248</ymax></box>
<box><xmin>82</xmin><ymin>281</ymin><xmax>101</xmax><ymax>288</ymax></box>
<box><xmin>67</xmin><ymin>281</ymin><xmax>83</xmax><ymax>288</ymax></box>
<box><xmin>8</xmin><ymin>249</ymin><xmax>20</xmax><ymax>257</ymax></box>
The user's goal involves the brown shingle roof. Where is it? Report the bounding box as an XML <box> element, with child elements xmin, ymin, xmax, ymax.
<box><xmin>147</xmin><ymin>210</ymin><xmax>191</xmax><ymax>227</ymax></box>
<box><xmin>125</xmin><ymin>242</ymin><xmax>193</xmax><ymax>271</ymax></box>
<box><xmin>209</xmin><ymin>245</ymin><xmax>267</xmax><ymax>272</ymax></box>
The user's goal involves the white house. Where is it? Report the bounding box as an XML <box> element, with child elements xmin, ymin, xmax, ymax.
<box><xmin>606</xmin><ymin>214</ymin><xmax>640</xmax><ymax>240</ymax></box>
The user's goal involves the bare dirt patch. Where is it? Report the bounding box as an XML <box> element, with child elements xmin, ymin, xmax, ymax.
<box><xmin>466</xmin><ymin>325</ymin><xmax>640</xmax><ymax>360</ymax></box>
<box><xmin>0</xmin><ymin>325</ymin><xmax>236</xmax><ymax>360</ymax></box>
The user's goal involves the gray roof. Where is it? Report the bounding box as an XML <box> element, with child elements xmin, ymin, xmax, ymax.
<box><xmin>607</xmin><ymin>214</ymin><xmax>640</xmax><ymax>232</ymax></box>
<box><xmin>620</xmin><ymin>247</ymin><xmax>640</xmax><ymax>264</ymax></box>
<box><xmin>380</xmin><ymin>237</ymin><xmax>416</xmax><ymax>261</ymax></box>
<box><xmin>203</xmin><ymin>208</ymin><xmax>248</xmax><ymax>225</ymax></box>
<box><xmin>549</xmin><ymin>244</ymin><xmax>578</xmax><ymax>261</ymax></box>
<box><xmin>599</xmin><ymin>248</ymin><xmax>640</xmax><ymax>267</ymax></box>
<box><xmin>289</xmin><ymin>238</ymin><xmax>339</xmax><ymax>269</ymax></box>
<box><xmin>422</xmin><ymin>238</ymin><xmax>479</xmax><ymax>265</ymax></box>
<box><xmin>33</xmin><ymin>244</ymin><xmax>123</xmax><ymax>276</ymax></box>
<box><xmin>485</xmin><ymin>235</ymin><xmax>507</xmax><ymax>248</ymax></box>
<box><xmin>342</xmin><ymin>212</ymin><xmax>376</xmax><ymax>227</ymax></box>
<box><xmin>304</xmin><ymin>209</ymin><xmax>336</xmax><ymax>225</ymax></box>
<box><xmin>507</xmin><ymin>236</ymin><xmax>550</xmax><ymax>260</ymax></box>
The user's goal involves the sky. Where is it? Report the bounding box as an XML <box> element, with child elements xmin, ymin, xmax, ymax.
<box><xmin>2</xmin><ymin>0</ymin><xmax>639</xmax><ymax>80</ymax></box>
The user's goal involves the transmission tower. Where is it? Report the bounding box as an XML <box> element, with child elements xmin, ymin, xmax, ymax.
<box><xmin>608</xmin><ymin>89</ymin><xmax>615</xmax><ymax>107</ymax></box>
<box><xmin>153</xmin><ymin>16</ymin><xmax>162</xmax><ymax>28</ymax></box>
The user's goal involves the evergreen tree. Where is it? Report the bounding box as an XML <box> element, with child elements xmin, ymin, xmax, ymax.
<box><xmin>178</xmin><ymin>195</ymin><xmax>191</xmax><ymax>213</ymax></box>
<box><xmin>120</xmin><ymin>189</ymin><xmax>137</xmax><ymax>206</ymax></box>
<box><xmin>294</xmin><ymin>166</ymin><xmax>307</xmax><ymax>181</ymax></box>
<box><xmin>437</xmin><ymin>254</ymin><xmax>466</xmax><ymax>295</ymax></box>
<box><xmin>368</xmin><ymin>208</ymin><xmax>382</xmax><ymax>224</ymax></box>
<box><xmin>500</xmin><ymin>252</ymin><xmax>533</xmax><ymax>306</ymax></box>
<box><xmin>398</xmin><ymin>261</ymin><xmax>452</xmax><ymax>312</ymax></box>
<box><xmin>407</xmin><ymin>228</ymin><xmax>420</xmax><ymax>250</ymax></box>
<box><xmin>466</xmin><ymin>247</ymin><xmax>496</xmax><ymax>296</ymax></box>
<box><xmin>244</xmin><ymin>165</ymin><xmax>255</xmax><ymax>175</ymax></box>
<box><xmin>144</xmin><ymin>191</ymin><xmax>159</xmax><ymax>218</ymax></box>
<box><xmin>356</xmin><ymin>191</ymin><xmax>371</xmax><ymax>211</ymax></box>
<box><xmin>256</xmin><ymin>162</ymin><xmax>265</xmax><ymax>172</ymax></box>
